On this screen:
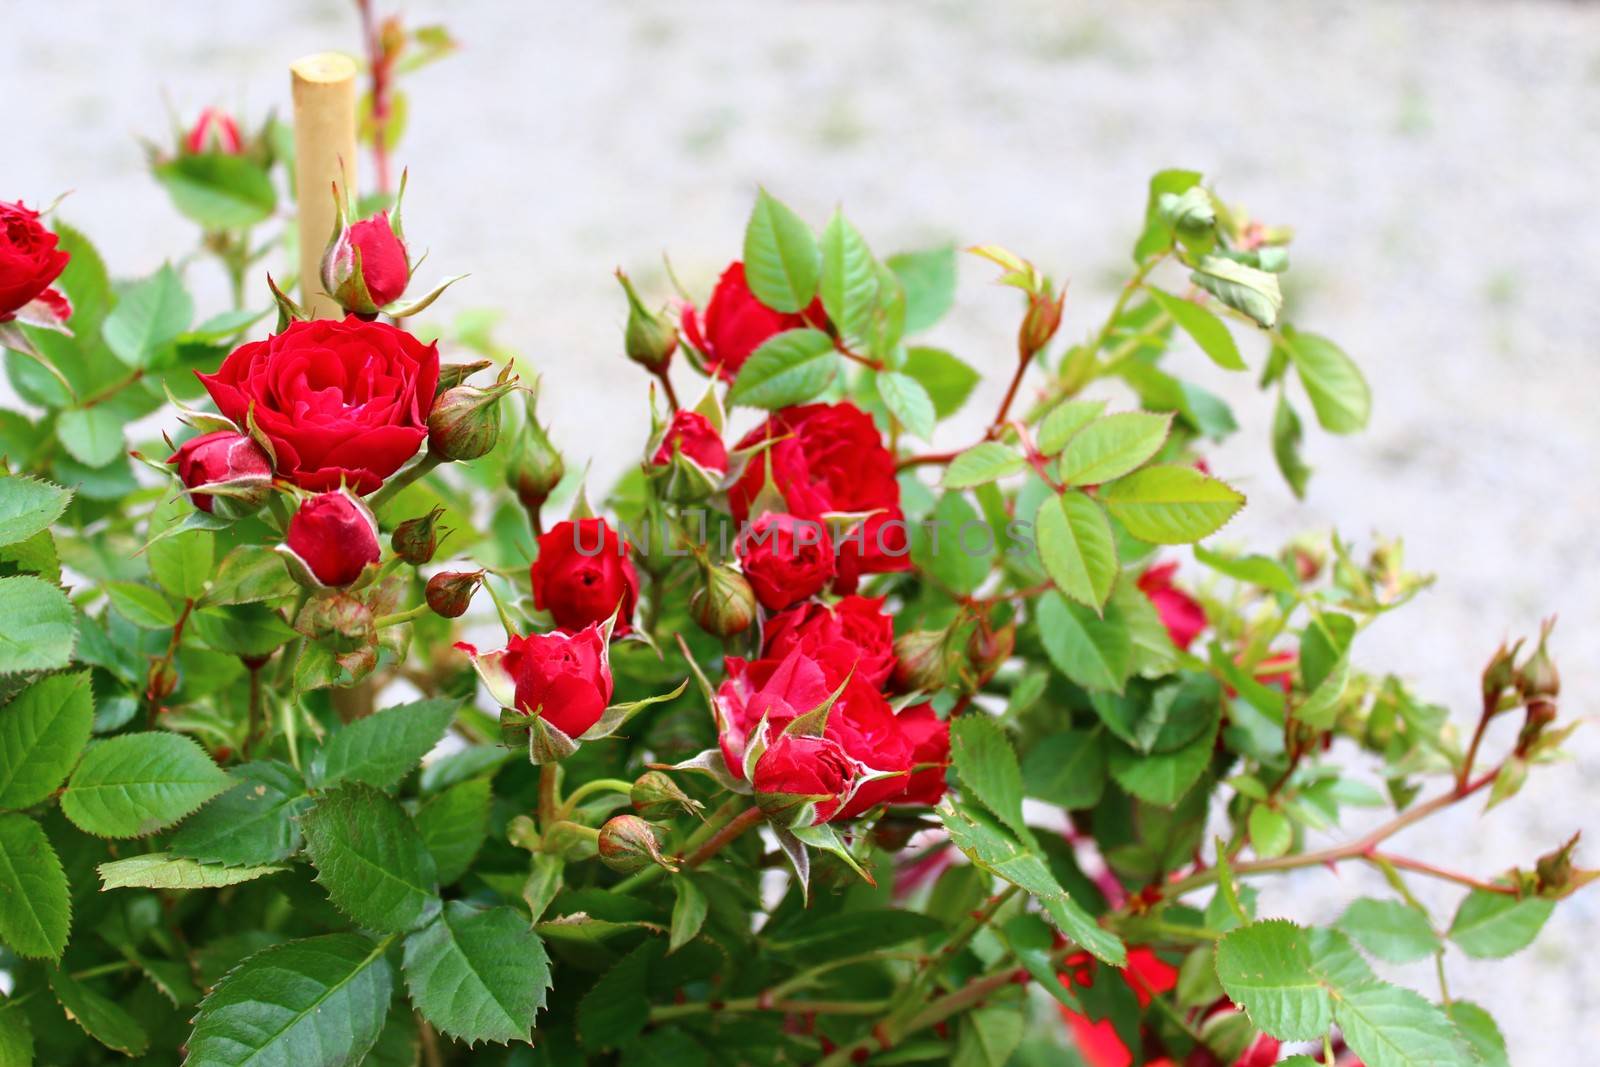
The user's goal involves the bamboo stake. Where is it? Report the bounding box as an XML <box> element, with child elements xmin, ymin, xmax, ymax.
<box><xmin>290</xmin><ymin>52</ymin><xmax>359</xmax><ymax>318</ymax></box>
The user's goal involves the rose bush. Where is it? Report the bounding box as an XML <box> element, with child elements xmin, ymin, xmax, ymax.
<box><xmin>0</xmin><ymin>12</ymin><xmax>1589</xmax><ymax>1067</ymax></box>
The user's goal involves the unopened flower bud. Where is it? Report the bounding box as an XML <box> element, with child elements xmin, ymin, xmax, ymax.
<box><xmin>166</xmin><ymin>430</ymin><xmax>274</xmax><ymax>518</ymax></box>
<box><xmin>294</xmin><ymin>593</ymin><xmax>376</xmax><ymax>648</ymax></box>
<box><xmin>506</xmin><ymin>393</ymin><xmax>565</xmax><ymax>511</ymax></box>
<box><xmin>428</xmin><ymin>384</ymin><xmax>507</xmax><ymax>462</ymax></box>
<box><xmin>893</xmin><ymin>629</ymin><xmax>950</xmax><ymax>692</ymax></box>
<box><xmin>631</xmin><ymin>771</ymin><xmax>704</xmax><ymax>818</ymax></box>
<box><xmin>322</xmin><ymin>203</ymin><xmax>410</xmax><ymax>316</ymax></box>
<box><xmin>184</xmin><ymin>107</ymin><xmax>244</xmax><ymax>156</ymax></box>
<box><xmin>425</xmin><ymin>570</ymin><xmax>482</xmax><ymax>619</ymax></box>
<box><xmin>616</xmin><ymin>270</ymin><xmax>678</xmax><ymax>373</ymax></box>
<box><xmin>1482</xmin><ymin>640</ymin><xmax>1521</xmax><ymax>705</ymax></box>
<box><xmin>965</xmin><ymin>622</ymin><xmax>1015</xmax><ymax>688</ymax></box>
<box><xmin>279</xmin><ymin>490</ymin><xmax>381</xmax><ymax>590</ymax></box>
<box><xmin>1535</xmin><ymin>832</ymin><xmax>1581</xmax><ymax>896</ymax></box>
<box><xmin>1018</xmin><ymin>286</ymin><xmax>1066</xmax><ymax>358</ymax></box>
<box><xmin>1516</xmin><ymin>618</ymin><xmax>1560</xmax><ymax>700</ymax></box>
<box><xmin>146</xmin><ymin>659</ymin><xmax>180</xmax><ymax>703</ymax></box>
<box><xmin>691</xmin><ymin>563</ymin><xmax>757</xmax><ymax>638</ymax></box>
<box><xmin>597</xmin><ymin>814</ymin><xmax>676</xmax><ymax>874</ymax></box>
<box><xmin>391</xmin><ymin>505</ymin><xmax>445</xmax><ymax>565</ymax></box>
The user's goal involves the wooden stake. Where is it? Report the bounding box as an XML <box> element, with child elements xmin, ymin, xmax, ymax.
<box><xmin>291</xmin><ymin>52</ymin><xmax>359</xmax><ymax>319</ymax></box>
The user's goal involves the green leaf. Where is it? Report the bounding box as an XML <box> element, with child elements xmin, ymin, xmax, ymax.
<box><xmin>938</xmin><ymin>800</ymin><xmax>1124</xmax><ymax>965</ymax></box>
<box><xmin>910</xmin><ymin>492</ymin><xmax>993</xmax><ymax>596</ymax></box>
<box><xmin>317</xmin><ymin>698</ymin><xmax>458</xmax><ymax>790</ymax></box>
<box><xmin>0</xmin><ymin>475</ymin><xmax>70</xmax><ymax>547</ymax></box>
<box><xmin>205</xmin><ymin>545</ymin><xmax>297</xmax><ymax>606</ymax></box>
<box><xmin>949</xmin><ymin>714</ymin><xmax>1028</xmax><ymax>840</ymax></box>
<box><xmin>169</xmin><ymin>760</ymin><xmax>309</xmax><ymax>867</ymax></box>
<box><xmin>1333</xmin><ymin>982</ymin><xmax>1471</xmax><ymax>1067</ymax></box>
<box><xmin>1100</xmin><ymin>465</ymin><xmax>1245</xmax><ymax>544</ymax></box>
<box><xmin>105</xmin><ymin>581</ymin><xmax>179</xmax><ymax>629</ymax></box>
<box><xmin>1190</xmin><ymin>255</ymin><xmax>1282</xmax><ymax>328</ymax></box>
<box><xmin>149</xmin><ymin>529</ymin><xmax>214</xmax><ymax>601</ymax></box>
<box><xmin>726</xmin><ymin>328</ymin><xmax>837</xmax><ymax>409</ymax></box>
<box><xmin>403</xmin><ymin>901</ymin><xmax>551</xmax><ymax>1045</ymax></box>
<box><xmin>878</xmin><ymin>370</ymin><xmax>936</xmax><ymax>440</ymax></box>
<box><xmin>578</xmin><ymin>940</ymin><xmax>660</xmax><ymax>1052</ymax></box>
<box><xmin>1037</xmin><ymin>591</ymin><xmax>1131</xmax><ymax>692</ymax></box>
<box><xmin>190</xmin><ymin>603</ymin><xmax>297</xmax><ymax>658</ymax></box>
<box><xmin>1020</xmin><ymin>729</ymin><xmax>1106</xmax><ymax>810</ymax></box>
<box><xmin>955</xmin><ymin>1005</ymin><xmax>1024</xmax><ymax>1067</ymax></box>
<box><xmin>1193</xmin><ymin>544</ymin><xmax>1297</xmax><ymax>596</ymax></box>
<box><xmin>154</xmin><ymin>154</ymin><xmax>278</xmax><ymax>230</ymax></box>
<box><xmin>1034</xmin><ymin>491</ymin><xmax>1118</xmax><ymax>611</ymax></box>
<box><xmin>301</xmin><ymin>784</ymin><xmax>440</xmax><ymax>933</ymax></box>
<box><xmin>1336</xmin><ymin>898</ymin><xmax>1439</xmax><ymax>964</ymax></box>
<box><xmin>414</xmin><ymin>774</ymin><xmax>491</xmax><ymax>885</ymax></box>
<box><xmin>1248</xmin><ymin>805</ymin><xmax>1292</xmax><ymax>860</ymax></box>
<box><xmin>1447</xmin><ymin>889</ymin><xmax>1553</xmax><ymax>959</ymax></box>
<box><xmin>1276</xmin><ymin>327</ymin><xmax>1370</xmax><ymax>434</ymax></box>
<box><xmin>1001</xmin><ymin>913</ymin><xmax>1081</xmax><ymax>1010</ymax></box>
<box><xmin>1055</xmin><ymin>411</ymin><xmax>1171</xmax><ymax>487</ymax></box>
<box><xmin>669</xmin><ymin>877</ymin><xmax>708</xmax><ymax>953</ymax></box>
<box><xmin>942</xmin><ymin>442</ymin><xmax>1026</xmax><ymax>489</ymax></box>
<box><xmin>1107</xmin><ymin>715</ymin><xmax>1217</xmax><ymax>806</ymax></box>
<box><xmin>0</xmin><ymin>576</ymin><xmax>73</xmax><ymax>675</ymax></box>
<box><xmin>887</xmin><ymin>247</ymin><xmax>957</xmax><ymax>332</ymax></box>
<box><xmin>902</xmin><ymin>345</ymin><xmax>979</xmax><ymax>418</ymax></box>
<box><xmin>1271</xmin><ymin>392</ymin><xmax>1312</xmax><ymax>499</ymax></box>
<box><xmin>1146</xmin><ymin>288</ymin><xmax>1246</xmax><ymax>370</ymax></box>
<box><xmin>55</xmin><ymin>406</ymin><xmax>125</xmax><ymax>468</ymax></box>
<box><xmin>47</xmin><ymin>965</ymin><xmax>149</xmax><ymax>1056</ymax></box>
<box><xmin>0</xmin><ymin>1008</ymin><xmax>31</xmax><ymax>1067</ymax></box>
<box><xmin>61</xmin><ymin>732</ymin><xmax>229</xmax><ymax>838</ymax></box>
<box><xmin>1035</xmin><ymin>399</ymin><xmax>1105</xmax><ymax>456</ymax></box>
<box><xmin>1446</xmin><ymin>1001</ymin><xmax>1508</xmax><ymax>1067</ymax></box>
<box><xmin>0</xmin><ymin>670</ymin><xmax>94</xmax><ymax>810</ymax></box>
<box><xmin>1295</xmin><ymin>654</ymin><xmax>1350</xmax><ymax>731</ymax></box>
<box><xmin>102</xmin><ymin>263</ymin><xmax>193</xmax><ymax>368</ymax></box>
<box><xmin>819</xmin><ymin>210</ymin><xmax>877</xmax><ymax>340</ymax></box>
<box><xmin>185</xmin><ymin>933</ymin><xmax>394</xmax><ymax>1067</ymax></box>
<box><xmin>742</xmin><ymin>189</ymin><xmax>820</xmax><ymax>313</ymax></box>
<box><xmin>97</xmin><ymin>852</ymin><xmax>286</xmax><ymax>890</ymax></box>
<box><xmin>0</xmin><ymin>813</ymin><xmax>71</xmax><ymax>960</ymax></box>
<box><xmin>1214</xmin><ymin>919</ymin><xmax>1330</xmax><ymax>1041</ymax></box>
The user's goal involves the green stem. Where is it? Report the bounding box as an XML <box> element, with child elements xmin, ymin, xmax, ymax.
<box><xmin>375</xmin><ymin>603</ymin><xmax>431</xmax><ymax>629</ymax></box>
<box><xmin>558</xmin><ymin>778</ymin><xmax>635</xmax><ymax>820</ymax></box>
<box><xmin>612</xmin><ymin>796</ymin><xmax>747</xmax><ymax>894</ymax></box>
<box><xmin>538</xmin><ymin>764</ymin><xmax>562</xmax><ymax>830</ymax></box>
<box><xmin>367</xmin><ymin>453</ymin><xmax>442</xmax><ymax>516</ymax></box>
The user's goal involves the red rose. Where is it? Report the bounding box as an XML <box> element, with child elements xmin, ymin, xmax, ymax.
<box><xmin>680</xmin><ymin>261</ymin><xmax>822</xmax><ymax>382</ymax></box>
<box><xmin>730</xmin><ymin>403</ymin><xmax>909</xmax><ymax>591</ymax></box>
<box><xmin>764</xmin><ymin>595</ymin><xmax>896</xmax><ymax>688</ymax></box>
<box><xmin>650</xmin><ymin>410</ymin><xmax>728</xmax><ymax>474</ymax></box>
<box><xmin>280</xmin><ymin>490</ymin><xmax>381</xmax><ymax>588</ymax></box>
<box><xmin>324</xmin><ymin>210</ymin><xmax>410</xmax><ymax>313</ymax></box>
<box><xmin>198</xmin><ymin>317</ymin><xmax>438</xmax><ymax>494</ymax></box>
<box><xmin>1058</xmin><ymin>948</ymin><xmax>1181</xmax><ymax>1067</ymax></box>
<box><xmin>829</xmin><ymin>683</ymin><xmax>915</xmax><ymax>818</ymax></box>
<box><xmin>166</xmin><ymin>430</ymin><xmax>273</xmax><ymax>514</ymax></box>
<box><xmin>737</xmin><ymin>512</ymin><xmax>835</xmax><ymax>612</ymax></box>
<box><xmin>184</xmin><ymin>108</ymin><xmax>244</xmax><ymax>155</ymax></box>
<box><xmin>894</xmin><ymin>703</ymin><xmax>951</xmax><ymax>807</ymax></box>
<box><xmin>716</xmin><ymin>651</ymin><xmax>834</xmax><ymax>780</ymax></box>
<box><xmin>531</xmin><ymin>518</ymin><xmax>641</xmax><ymax>634</ymax></box>
<box><xmin>499</xmin><ymin>623</ymin><xmax>614</xmax><ymax>737</ymax></box>
<box><xmin>0</xmin><ymin>201</ymin><xmax>71</xmax><ymax>325</ymax></box>
<box><xmin>1137</xmin><ymin>561</ymin><xmax>1207</xmax><ymax>651</ymax></box>
<box><xmin>751</xmin><ymin>732</ymin><xmax>862</xmax><ymax>825</ymax></box>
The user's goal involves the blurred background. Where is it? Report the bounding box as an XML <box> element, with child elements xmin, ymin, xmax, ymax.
<box><xmin>5</xmin><ymin>0</ymin><xmax>1597</xmax><ymax>1059</ymax></box>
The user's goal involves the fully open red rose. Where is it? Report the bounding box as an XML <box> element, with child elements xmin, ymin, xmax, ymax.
<box><xmin>680</xmin><ymin>261</ymin><xmax>823</xmax><ymax>382</ymax></box>
<box><xmin>763</xmin><ymin>595</ymin><xmax>897</xmax><ymax>688</ymax></box>
<box><xmin>650</xmin><ymin>410</ymin><xmax>728</xmax><ymax>474</ymax></box>
<box><xmin>1138</xmin><ymin>561</ymin><xmax>1207</xmax><ymax>651</ymax></box>
<box><xmin>281</xmin><ymin>490</ymin><xmax>380</xmax><ymax>588</ymax></box>
<box><xmin>736</xmin><ymin>512</ymin><xmax>835</xmax><ymax>611</ymax></box>
<box><xmin>167</xmin><ymin>430</ymin><xmax>272</xmax><ymax>514</ymax></box>
<box><xmin>531</xmin><ymin>518</ymin><xmax>640</xmax><ymax>633</ymax></box>
<box><xmin>184</xmin><ymin>108</ymin><xmax>244</xmax><ymax>155</ymax></box>
<box><xmin>731</xmin><ymin>402</ymin><xmax>909</xmax><ymax>591</ymax></box>
<box><xmin>0</xmin><ymin>201</ymin><xmax>71</xmax><ymax>325</ymax></box>
<box><xmin>198</xmin><ymin>317</ymin><xmax>439</xmax><ymax>494</ymax></box>
<box><xmin>500</xmin><ymin>623</ymin><xmax>614</xmax><ymax>738</ymax></box>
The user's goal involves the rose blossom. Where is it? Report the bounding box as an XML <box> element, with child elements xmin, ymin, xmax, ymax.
<box><xmin>456</xmin><ymin>622</ymin><xmax>614</xmax><ymax>739</ymax></box>
<box><xmin>680</xmin><ymin>261</ymin><xmax>822</xmax><ymax>382</ymax></box>
<box><xmin>1137</xmin><ymin>560</ymin><xmax>1206</xmax><ymax>651</ymax></box>
<box><xmin>736</xmin><ymin>512</ymin><xmax>836</xmax><ymax>612</ymax></box>
<box><xmin>198</xmin><ymin>317</ymin><xmax>439</xmax><ymax>494</ymax></box>
<box><xmin>751</xmin><ymin>732</ymin><xmax>861</xmax><ymax>825</ymax></box>
<box><xmin>893</xmin><ymin>702</ymin><xmax>951</xmax><ymax>807</ymax></box>
<box><xmin>184</xmin><ymin>108</ymin><xmax>244</xmax><ymax>155</ymax></box>
<box><xmin>280</xmin><ymin>490</ymin><xmax>381</xmax><ymax>588</ymax></box>
<box><xmin>324</xmin><ymin>210</ymin><xmax>410</xmax><ymax>314</ymax></box>
<box><xmin>0</xmin><ymin>201</ymin><xmax>71</xmax><ymax>325</ymax></box>
<box><xmin>167</xmin><ymin>430</ymin><xmax>273</xmax><ymax>514</ymax></box>
<box><xmin>730</xmin><ymin>402</ymin><xmax>909</xmax><ymax>592</ymax></box>
<box><xmin>650</xmin><ymin>410</ymin><xmax>728</xmax><ymax>474</ymax></box>
<box><xmin>530</xmin><ymin>518</ymin><xmax>641</xmax><ymax>634</ymax></box>
<box><xmin>764</xmin><ymin>595</ymin><xmax>897</xmax><ymax>688</ymax></box>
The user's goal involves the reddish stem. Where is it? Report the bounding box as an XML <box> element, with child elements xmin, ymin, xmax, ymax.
<box><xmin>684</xmin><ymin>806</ymin><xmax>765</xmax><ymax>868</ymax></box>
<box><xmin>356</xmin><ymin>0</ymin><xmax>394</xmax><ymax>196</ymax></box>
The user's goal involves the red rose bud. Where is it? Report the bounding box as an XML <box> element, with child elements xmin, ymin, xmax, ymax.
<box><xmin>0</xmin><ymin>200</ymin><xmax>72</xmax><ymax>326</ymax></box>
<box><xmin>1018</xmin><ymin>284</ymin><xmax>1066</xmax><ymax>358</ymax></box>
<box><xmin>390</xmin><ymin>505</ymin><xmax>445</xmax><ymax>565</ymax></box>
<box><xmin>531</xmin><ymin>518</ymin><xmax>640</xmax><ymax>633</ymax></box>
<box><xmin>506</xmin><ymin>392</ymin><xmax>565</xmax><ymax>512</ymax></box>
<box><xmin>736</xmin><ymin>513</ymin><xmax>835</xmax><ymax>612</ymax></box>
<box><xmin>752</xmin><ymin>732</ymin><xmax>859</xmax><ymax>826</ymax></box>
<box><xmin>425</xmin><ymin>569</ymin><xmax>482</xmax><ymax>619</ymax></box>
<box><xmin>597</xmin><ymin>814</ymin><xmax>677</xmax><ymax>874</ymax></box>
<box><xmin>322</xmin><ymin>207</ymin><xmax>410</xmax><ymax>316</ymax></box>
<box><xmin>198</xmin><ymin>317</ymin><xmax>439</xmax><ymax>494</ymax></box>
<box><xmin>630</xmin><ymin>770</ymin><xmax>704</xmax><ymax>818</ymax></box>
<box><xmin>166</xmin><ymin>430</ymin><xmax>273</xmax><ymax>517</ymax></box>
<box><xmin>962</xmin><ymin>621</ymin><xmax>1015</xmax><ymax>692</ymax></box>
<box><xmin>616</xmin><ymin>269</ymin><xmax>678</xmax><ymax>373</ymax></box>
<box><xmin>280</xmin><ymin>490</ymin><xmax>381</xmax><ymax>589</ymax></box>
<box><xmin>183</xmin><ymin>107</ymin><xmax>244</xmax><ymax>155</ymax></box>
<box><xmin>680</xmin><ymin>261</ymin><xmax>820</xmax><ymax>382</ymax></box>
<box><xmin>428</xmin><ymin>382</ymin><xmax>510</xmax><ymax>462</ymax></box>
<box><xmin>652</xmin><ymin>410</ymin><xmax>728</xmax><ymax>475</ymax></box>
<box><xmin>460</xmin><ymin>622</ymin><xmax>615</xmax><ymax>739</ymax></box>
<box><xmin>690</xmin><ymin>563</ymin><xmax>757</xmax><ymax>638</ymax></box>
<box><xmin>892</xmin><ymin>628</ymin><xmax>951</xmax><ymax>692</ymax></box>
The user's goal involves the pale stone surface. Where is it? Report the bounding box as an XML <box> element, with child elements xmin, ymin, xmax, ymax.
<box><xmin>6</xmin><ymin>0</ymin><xmax>1597</xmax><ymax>1057</ymax></box>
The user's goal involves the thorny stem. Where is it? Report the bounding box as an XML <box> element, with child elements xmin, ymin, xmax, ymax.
<box><xmin>683</xmin><ymin>805</ymin><xmax>764</xmax><ymax>868</ymax></box>
<box><xmin>1364</xmin><ymin>850</ymin><xmax>1516</xmax><ymax>896</ymax></box>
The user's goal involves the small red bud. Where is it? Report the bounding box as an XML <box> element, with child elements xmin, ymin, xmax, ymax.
<box><xmin>391</xmin><ymin>505</ymin><xmax>445</xmax><ymax>565</ymax></box>
<box><xmin>425</xmin><ymin>570</ymin><xmax>482</xmax><ymax>619</ymax></box>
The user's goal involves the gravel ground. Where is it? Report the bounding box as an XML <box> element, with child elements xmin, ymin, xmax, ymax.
<box><xmin>6</xmin><ymin>0</ymin><xmax>1598</xmax><ymax>1059</ymax></box>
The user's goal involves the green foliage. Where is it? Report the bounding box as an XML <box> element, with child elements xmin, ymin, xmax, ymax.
<box><xmin>61</xmin><ymin>732</ymin><xmax>229</xmax><ymax>838</ymax></box>
<box><xmin>0</xmin><ymin>813</ymin><xmax>71</xmax><ymax>959</ymax></box>
<box><xmin>402</xmin><ymin>902</ymin><xmax>551</xmax><ymax>1044</ymax></box>
<box><xmin>727</xmin><ymin>328</ymin><xmax>836</xmax><ymax>409</ymax></box>
<box><xmin>300</xmin><ymin>784</ymin><xmax>441</xmax><ymax>934</ymax></box>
